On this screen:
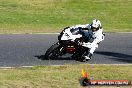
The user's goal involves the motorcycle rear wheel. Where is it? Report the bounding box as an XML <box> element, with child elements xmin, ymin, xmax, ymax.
<box><xmin>72</xmin><ymin>48</ymin><xmax>86</xmax><ymax>62</ymax></box>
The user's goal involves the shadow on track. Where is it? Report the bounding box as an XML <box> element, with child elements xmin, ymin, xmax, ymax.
<box><xmin>34</xmin><ymin>55</ymin><xmax>74</xmax><ymax>60</ymax></box>
<box><xmin>95</xmin><ymin>51</ymin><xmax>132</xmax><ymax>63</ymax></box>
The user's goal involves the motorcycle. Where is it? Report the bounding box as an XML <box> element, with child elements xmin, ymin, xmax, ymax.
<box><xmin>44</xmin><ymin>27</ymin><xmax>93</xmax><ymax>61</ymax></box>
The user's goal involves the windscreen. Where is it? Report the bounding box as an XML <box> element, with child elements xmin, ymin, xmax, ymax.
<box><xmin>70</xmin><ymin>28</ymin><xmax>81</xmax><ymax>35</ymax></box>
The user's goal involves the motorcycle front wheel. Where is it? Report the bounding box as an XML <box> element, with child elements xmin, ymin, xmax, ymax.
<box><xmin>45</xmin><ymin>42</ymin><xmax>61</xmax><ymax>59</ymax></box>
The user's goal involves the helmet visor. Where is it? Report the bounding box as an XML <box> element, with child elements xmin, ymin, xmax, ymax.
<box><xmin>91</xmin><ymin>26</ymin><xmax>99</xmax><ymax>32</ymax></box>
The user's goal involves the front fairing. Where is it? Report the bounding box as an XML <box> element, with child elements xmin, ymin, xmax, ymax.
<box><xmin>60</xmin><ymin>28</ymin><xmax>82</xmax><ymax>41</ymax></box>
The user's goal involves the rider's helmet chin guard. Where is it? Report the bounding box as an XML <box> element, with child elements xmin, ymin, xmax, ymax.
<box><xmin>91</xmin><ymin>19</ymin><xmax>101</xmax><ymax>32</ymax></box>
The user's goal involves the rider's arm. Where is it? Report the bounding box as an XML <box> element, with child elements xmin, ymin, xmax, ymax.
<box><xmin>71</xmin><ymin>24</ymin><xmax>89</xmax><ymax>30</ymax></box>
<box><xmin>82</xmin><ymin>28</ymin><xmax>104</xmax><ymax>48</ymax></box>
<box><xmin>91</xmin><ymin>28</ymin><xmax>104</xmax><ymax>45</ymax></box>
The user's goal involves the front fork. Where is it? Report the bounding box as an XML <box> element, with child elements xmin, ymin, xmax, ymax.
<box><xmin>59</xmin><ymin>47</ymin><xmax>66</xmax><ymax>56</ymax></box>
<box><xmin>57</xmin><ymin>42</ymin><xmax>66</xmax><ymax>56</ymax></box>
<box><xmin>53</xmin><ymin>42</ymin><xmax>64</xmax><ymax>56</ymax></box>
<box><xmin>57</xmin><ymin>41</ymin><xmax>67</xmax><ymax>56</ymax></box>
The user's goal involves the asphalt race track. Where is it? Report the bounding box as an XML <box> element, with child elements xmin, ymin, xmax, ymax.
<box><xmin>0</xmin><ymin>33</ymin><xmax>132</xmax><ymax>67</ymax></box>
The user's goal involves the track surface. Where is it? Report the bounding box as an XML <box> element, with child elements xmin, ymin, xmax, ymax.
<box><xmin>0</xmin><ymin>33</ymin><xmax>132</xmax><ymax>67</ymax></box>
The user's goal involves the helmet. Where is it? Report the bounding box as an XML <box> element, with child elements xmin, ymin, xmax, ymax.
<box><xmin>91</xmin><ymin>19</ymin><xmax>101</xmax><ymax>32</ymax></box>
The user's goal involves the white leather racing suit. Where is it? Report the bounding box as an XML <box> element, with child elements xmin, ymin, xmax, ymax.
<box><xmin>70</xmin><ymin>24</ymin><xmax>105</xmax><ymax>54</ymax></box>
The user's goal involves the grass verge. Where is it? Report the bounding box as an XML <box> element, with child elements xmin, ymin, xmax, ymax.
<box><xmin>0</xmin><ymin>64</ymin><xmax>132</xmax><ymax>88</ymax></box>
<box><xmin>0</xmin><ymin>0</ymin><xmax>131</xmax><ymax>33</ymax></box>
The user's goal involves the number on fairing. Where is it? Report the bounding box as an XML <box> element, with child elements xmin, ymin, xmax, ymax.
<box><xmin>65</xmin><ymin>33</ymin><xmax>70</xmax><ymax>38</ymax></box>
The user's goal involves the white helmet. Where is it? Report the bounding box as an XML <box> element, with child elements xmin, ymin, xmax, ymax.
<box><xmin>91</xmin><ymin>19</ymin><xmax>101</xmax><ymax>31</ymax></box>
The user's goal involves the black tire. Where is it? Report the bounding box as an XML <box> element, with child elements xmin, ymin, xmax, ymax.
<box><xmin>72</xmin><ymin>48</ymin><xmax>86</xmax><ymax>62</ymax></box>
<box><xmin>45</xmin><ymin>42</ymin><xmax>60</xmax><ymax>59</ymax></box>
<box><xmin>79</xmin><ymin>77</ymin><xmax>90</xmax><ymax>86</ymax></box>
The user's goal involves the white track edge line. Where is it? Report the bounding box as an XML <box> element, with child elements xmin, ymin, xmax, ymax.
<box><xmin>0</xmin><ymin>64</ymin><xmax>132</xmax><ymax>69</ymax></box>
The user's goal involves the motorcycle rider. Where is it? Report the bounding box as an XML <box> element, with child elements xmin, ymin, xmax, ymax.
<box><xmin>68</xmin><ymin>19</ymin><xmax>105</xmax><ymax>61</ymax></box>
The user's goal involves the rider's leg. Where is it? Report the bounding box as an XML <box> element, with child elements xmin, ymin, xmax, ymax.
<box><xmin>83</xmin><ymin>44</ymin><xmax>98</xmax><ymax>61</ymax></box>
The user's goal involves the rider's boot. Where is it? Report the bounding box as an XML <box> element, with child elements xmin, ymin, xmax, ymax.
<box><xmin>83</xmin><ymin>53</ymin><xmax>92</xmax><ymax>61</ymax></box>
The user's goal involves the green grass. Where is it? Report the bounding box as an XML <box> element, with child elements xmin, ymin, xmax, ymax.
<box><xmin>0</xmin><ymin>64</ymin><xmax>132</xmax><ymax>88</ymax></box>
<box><xmin>0</xmin><ymin>0</ymin><xmax>131</xmax><ymax>33</ymax></box>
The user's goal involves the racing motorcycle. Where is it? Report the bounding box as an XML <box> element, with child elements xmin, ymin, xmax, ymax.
<box><xmin>44</xmin><ymin>27</ymin><xmax>93</xmax><ymax>61</ymax></box>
